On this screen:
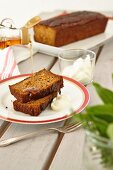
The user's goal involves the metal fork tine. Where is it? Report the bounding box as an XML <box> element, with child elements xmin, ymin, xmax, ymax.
<box><xmin>61</xmin><ymin>122</ymin><xmax>82</xmax><ymax>133</ymax></box>
<box><xmin>63</xmin><ymin>122</ymin><xmax>79</xmax><ymax>129</ymax></box>
<box><xmin>63</xmin><ymin>122</ymin><xmax>82</xmax><ymax>131</ymax></box>
<box><xmin>66</xmin><ymin>123</ymin><xmax>82</xmax><ymax>133</ymax></box>
<box><xmin>61</xmin><ymin>123</ymin><xmax>74</xmax><ymax>130</ymax></box>
<box><xmin>0</xmin><ymin>121</ymin><xmax>83</xmax><ymax>146</ymax></box>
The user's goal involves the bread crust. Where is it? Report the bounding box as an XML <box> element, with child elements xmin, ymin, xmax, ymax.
<box><xmin>9</xmin><ymin>69</ymin><xmax>63</xmax><ymax>103</ymax></box>
<box><xmin>34</xmin><ymin>11</ymin><xmax>108</xmax><ymax>47</ymax></box>
<box><xmin>13</xmin><ymin>92</ymin><xmax>57</xmax><ymax>116</ymax></box>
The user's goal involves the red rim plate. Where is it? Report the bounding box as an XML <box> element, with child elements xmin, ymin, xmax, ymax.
<box><xmin>0</xmin><ymin>74</ymin><xmax>90</xmax><ymax>124</ymax></box>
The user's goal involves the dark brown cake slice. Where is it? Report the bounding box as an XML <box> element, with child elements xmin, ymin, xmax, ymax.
<box><xmin>13</xmin><ymin>92</ymin><xmax>57</xmax><ymax>116</ymax></box>
<box><xmin>9</xmin><ymin>69</ymin><xmax>63</xmax><ymax>103</ymax></box>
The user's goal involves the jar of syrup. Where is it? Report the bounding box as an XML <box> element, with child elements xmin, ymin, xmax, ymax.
<box><xmin>0</xmin><ymin>18</ymin><xmax>30</xmax><ymax>49</ymax></box>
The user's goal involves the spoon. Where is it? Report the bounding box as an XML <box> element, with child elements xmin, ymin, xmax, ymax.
<box><xmin>24</xmin><ymin>16</ymin><xmax>41</xmax><ymax>28</ymax></box>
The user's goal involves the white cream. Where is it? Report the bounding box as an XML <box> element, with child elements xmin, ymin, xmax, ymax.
<box><xmin>51</xmin><ymin>94</ymin><xmax>71</xmax><ymax>111</ymax></box>
<box><xmin>62</xmin><ymin>55</ymin><xmax>93</xmax><ymax>85</ymax></box>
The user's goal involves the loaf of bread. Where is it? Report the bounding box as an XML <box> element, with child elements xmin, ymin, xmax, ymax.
<box><xmin>13</xmin><ymin>92</ymin><xmax>57</xmax><ymax>116</ymax></box>
<box><xmin>34</xmin><ymin>11</ymin><xmax>108</xmax><ymax>47</ymax></box>
<box><xmin>9</xmin><ymin>69</ymin><xmax>63</xmax><ymax>103</ymax></box>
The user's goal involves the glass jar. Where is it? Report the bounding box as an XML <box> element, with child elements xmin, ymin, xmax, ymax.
<box><xmin>0</xmin><ymin>18</ymin><xmax>29</xmax><ymax>49</ymax></box>
<box><xmin>83</xmin><ymin>130</ymin><xmax>113</xmax><ymax>170</ymax></box>
<box><xmin>58</xmin><ymin>49</ymin><xmax>96</xmax><ymax>85</ymax></box>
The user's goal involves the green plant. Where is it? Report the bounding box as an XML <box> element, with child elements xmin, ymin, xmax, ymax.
<box><xmin>73</xmin><ymin>79</ymin><xmax>113</xmax><ymax>167</ymax></box>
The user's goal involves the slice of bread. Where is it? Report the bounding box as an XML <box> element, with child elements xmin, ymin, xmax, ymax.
<box><xmin>9</xmin><ymin>69</ymin><xmax>63</xmax><ymax>103</ymax></box>
<box><xmin>13</xmin><ymin>92</ymin><xmax>57</xmax><ymax>116</ymax></box>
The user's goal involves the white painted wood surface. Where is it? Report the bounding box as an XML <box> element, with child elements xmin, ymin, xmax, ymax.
<box><xmin>49</xmin><ymin>41</ymin><xmax>113</xmax><ymax>170</ymax></box>
<box><xmin>18</xmin><ymin>52</ymin><xmax>56</xmax><ymax>74</ymax></box>
<box><xmin>0</xmin><ymin>120</ymin><xmax>3</xmax><ymax>126</ymax></box>
<box><xmin>0</xmin><ymin>123</ymin><xmax>61</xmax><ymax>170</ymax></box>
<box><xmin>0</xmin><ymin>39</ymin><xmax>113</xmax><ymax>170</ymax></box>
<box><xmin>0</xmin><ymin>52</ymin><xmax>63</xmax><ymax>170</ymax></box>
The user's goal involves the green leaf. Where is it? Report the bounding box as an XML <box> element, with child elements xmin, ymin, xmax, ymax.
<box><xmin>85</xmin><ymin>111</ymin><xmax>108</xmax><ymax>137</ymax></box>
<box><xmin>72</xmin><ymin>79</ymin><xmax>113</xmax><ymax>167</ymax></box>
<box><xmin>93</xmin><ymin>82</ymin><xmax>113</xmax><ymax>104</ymax></box>
<box><xmin>107</xmin><ymin>123</ymin><xmax>113</xmax><ymax>141</ymax></box>
<box><xmin>86</xmin><ymin>105</ymin><xmax>113</xmax><ymax>123</ymax></box>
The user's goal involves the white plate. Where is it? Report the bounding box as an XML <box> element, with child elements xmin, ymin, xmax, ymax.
<box><xmin>39</xmin><ymin>10</ymin><xmax>113</xmax><ymax>50</ymax></box>
<box><xmin>14</xmin><ymin>11</ymin><xmax>113</xmax><ymax>64</ymax></box>
<box><xmin>0</xmin><ymin>74</ymin><xmax>89</xmax><ymax>124</ymax></box>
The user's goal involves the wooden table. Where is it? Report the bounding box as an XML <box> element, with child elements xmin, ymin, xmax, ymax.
<box><xmin>0</xmin><ymin>39</ymin><xmax>113</xmax><ymax>170</ymax></box>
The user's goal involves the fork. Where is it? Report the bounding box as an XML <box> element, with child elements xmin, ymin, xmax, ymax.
<box><xmin>0</xmin><ymin>122</ymin><xmax>82</xmax><ymax>147</ymax></box>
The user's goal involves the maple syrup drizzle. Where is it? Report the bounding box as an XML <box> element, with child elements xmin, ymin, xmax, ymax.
<box><xmin>29</xmin><ymin>40</ymin><xmax>35</xmax><ymax>84</ymax></box>
<box><xmin>29</xmin><ymin>41</ymin><xmax>34</xmax><ymax>73</ymax></box>
<box><xmin>0</xmin><ymin>38</ymin><xmax>21</xmax><ymax>49</ymax></box>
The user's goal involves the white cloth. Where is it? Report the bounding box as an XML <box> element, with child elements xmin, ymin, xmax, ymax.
<box><xmin>0</xmin><ymin>47</ymin><xmax>20</xmax><ymax>81</ymax></box>
<box><xmin>0</xmin><ymin>10</ymin><xmax>66</xmax><ymax>81</ymax></box>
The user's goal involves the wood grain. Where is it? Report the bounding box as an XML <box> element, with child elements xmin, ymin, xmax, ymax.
<box><xmin>0</xmin><ymin>121</ymin><xmax>65</xmax><ymax>169</ymax></box>
<box><xmin>18</xmin><ymin>52</ymin><xmax>57</xmax><ymax>74</ymax></box>
<box><xmin>49</xmin><ymin>41</ymin><xmax>113</xmax><ymax>170</ymax></box>
<box><xmin>0</xmin><ymin>52</ymin><xmax>63</xmax><ymax>170</ymax></box>
<box><xmin>0</xmin><ymin>39</ymin><xmax>113</xmax><ymax>170</ymax></box>
<box><xmin>0</xmin><ymin>52</ymin><xmax>57</xmax><ymax>137</ymax></box>
<box><xmin>0</xmin><ymin>122</ymin><xmax>11</xmax><ymax>138</ymax></box>
<box><xmin>0</xmin><ymin>120</ymin><xmax>3</xmax><ymax>126</ymax></box>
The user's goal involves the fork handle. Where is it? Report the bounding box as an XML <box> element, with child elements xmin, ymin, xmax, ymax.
<box><xmin>0</xmin><ymin>129</ymin><xmax>53</xmax><ymax>147</ymax></box>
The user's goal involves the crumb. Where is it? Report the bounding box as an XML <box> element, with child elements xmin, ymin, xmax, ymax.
<box><xmin>11</xmin><ymin>100</ymin><xmax>13</xmax><ymax>102</ymax></box>
<box><xmin>5</xmin><ymin>106</ymin><xmax>8</xmax><ymax>109</ymax></box>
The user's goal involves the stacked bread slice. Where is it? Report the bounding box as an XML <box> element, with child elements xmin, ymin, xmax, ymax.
<box><xmin>9</xmin><ymin>69</ymin><xmax>63</xmax><ymax>116</ymax></box>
